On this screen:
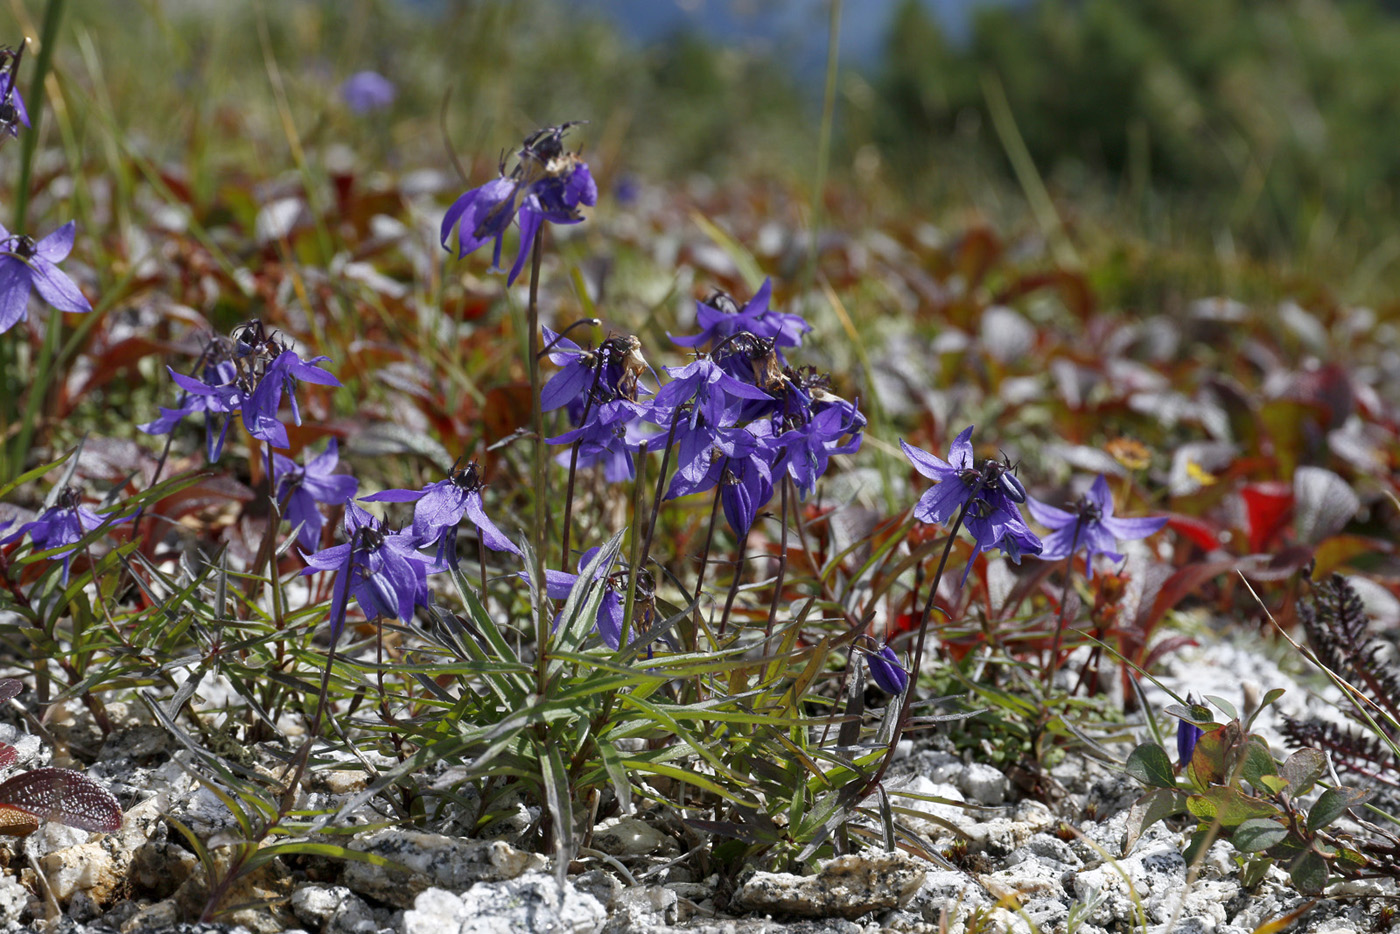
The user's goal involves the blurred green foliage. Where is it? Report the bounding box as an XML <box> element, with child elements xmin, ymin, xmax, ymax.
<box><xmin>869</xmin><ymin>0</ymin><xmax>1400</xmax><ymax>293</ymax></box>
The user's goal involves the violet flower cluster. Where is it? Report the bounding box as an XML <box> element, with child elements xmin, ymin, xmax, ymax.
<box><xmin>441</xmin><ymin>123</ymin><xmax>597</xmax><ymax>286</ymax></box>
<box><xmin>0</xmin><ymin>488</ymin><xmax>129</xmax><ymax>585</ymax></box>
<box><xmin>140</xmin><ymin>320</ymin><xmax>340</xmax><ymax>460</ymax></box>
<box><xmin>542</xmin><ymin>278</ymin><xmax>866</xmax><ymax>538</ymax></box>
<box><xmin>901</xmin><ymin>427</ymin><xmax>1043</xmax><ymax>583</ymax></box>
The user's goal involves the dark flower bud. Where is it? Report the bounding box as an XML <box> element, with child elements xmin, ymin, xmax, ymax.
<box><xmin>865</xmin><ymin>645</ymin><xmax>909</xmax><ymax>695</ymax></box>
<box><xmin>1176</xmin><ymin>718</ymin><xmax>1204</xmax><ymax>768</ymax></box>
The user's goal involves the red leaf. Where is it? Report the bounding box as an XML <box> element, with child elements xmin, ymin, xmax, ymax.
<box><xmin>0</xmin><ymin>768</ymin><xmax>123</xmax><ymax>833</ymax></box>
<box><xmin>1166</xmin><ymin>514</ymin><xmax>1222</xmax><ymax>552</ymax></box>
<box><xmin>0</xmin><ymin>745</ymin><xmax>16</xmax><ymax>769</ymax></box>
<box><xmin>1240</xmin><ymin>482</ymin><xmax>1293</xmax><ymax>553</ymax></box>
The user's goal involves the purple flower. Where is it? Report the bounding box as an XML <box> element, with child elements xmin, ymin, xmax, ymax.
<box><xmin>548</xmin><ymin>400</ymin><xmax>651</xmax><ymax>483</ymax></box>
<box><xmin>664</xmin><ymin>419</ymin><xmax>776</xmax><ymax>536</ymax></box>
<box><xmin>1027</xmin><ymin>475</ymin><xmax>1167</xmax><ymax>577</ymax></box>
<box><xmin>1</xmin><ymin>488</ymin><xmax>130</xmax><ymax>585</ymax></box>
<box><xmin>863</xmin><ymin>643</ymin><xmax>909</xmax><ymax>694</ymax></box>
<box><xmin>341</xmin><ymin>70</ymin><xmax>395</xmax><ymax>114</ymax></box>
<box><xmin>1177</xmin><ymin>718</ymin><xmax>1204</xmax><ymax>769</ymax></box>
<box><xmin>540</xmin><ymin>329</ymin><xmax>652</xmax><ymax>424</ymax></box>
<box><xmin>142</xmin><ymin>322</ymin><xmax>339</xmax><ymax>458</ymax></box>
<box><xmin>0</xmin><ymin>44</ymin><xmax>30</xmax><ymax>143</ymax></box>
<box><xmin>0</xmin><ymin>221</ymin><xmax>91</xmax><ymax>334</ymax></box>
<box><xmin>242</xmin><ymin>348</ymin><xmax>340</xmax><ymax>448</ymax></box>
<box><xmin>441</xmin><ymin>123</ymin><xmax>597</xmax><ymax>286</ymax></box>
<box><xmin>360</xmin><ymin>460</ymin><xmax>520</xmax><ymax>562</ymax></box>
<box><xmin>301</xmin><ymin>505</ymin><xmax>439</xmax><ymax>640</ymax></box>
<box><xmin>900</xmin><ymin>426</ymin><xmax>1043</xmax><ymax>584</ymax></box>
<box><xmin>670</xmin><ymin>279</ymin><xmax>811</xmax><ymax>354</ymax></box>
<box><xmin>536</xmin><ymin>546</ymin><xmax>651</xmax><ymax>650</ymax></box>
<box><xmin>772</xmin><ymin>392</ymin><xmax>865</xmax><ymax>500</ymax></box>
<box><xmin>273</xmin><ymin>439</ymin><xmax>359</xmax><ymax>550</ymax></box>
<box><xmin>649</xmin><ymin>357</ymin><xmax>772</xmax><ymax>431</ymax></box>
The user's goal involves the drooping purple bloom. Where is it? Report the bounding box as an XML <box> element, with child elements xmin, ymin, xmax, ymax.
<box><xmin>772</xmin><ymin>391</ymin><xmax>866</xmax><ymax>500</ymax></box>
<box><xmin>650</xmin><ymin>357</ymin><xmax>773</xmax><ymax>431</ymax></box>
<box><xmin>272</xmin><ymin>439</ymin><xmax>359</xmax><ymax>550</ymax></box>
<box><xmin>1</xmin><ymin>488</ymin><xmax>130</xmax><ymax>585</ymax></box>
<box><xmin>360</xmin><ymin>460</ymin><xmax>520</xmax><ymax>563</ymax></box>
<box><xmin>1027</xmin><ymin>475</ymin><xmax>1167</xmax><ymax>577</ymax></box>
<box><xmin>441</xmin><ymin>123</ymin><xmax>598</xmax><ymax>286</ymax></box>
<box><xmin>301</xmin><ymin>504</ymin><xmax>439</xmax><ymax>640</ymax></box>
<box><xmin>142</xmin><ymin>321</ymin><xmax>339</xmax><ymax>458</ymax></box>
<box><xmin>0</xmin><ymin>44</ymin><xmax>29</xmax><ymax>143</ymax></box>
<box><xmin>0</xmin><ymin>221</ymin><xmax>91</xmax><ymax>334</ymax></box>
<box><xmin>547</xmin><ymin>400</ymin><xmax>651</xmax><ymax>483</ymax></box>
<box><xmin>1177</xmin><ymin>717</ymin><xmax>1204</xmax><ymax>769</ymax></box>
<box><xmin>900</xmin><ymin>426</ymin><xmax>1043</xmax><ymax>584</ymax></box>
<box><xmin>540</xmin><ymin>329</ymin><xmax>652</xmax><ymax>425</ymax></box>
<box><xmin>341</xmin><ymin>70</ymin><xmax>395</xmax><ymax>114</ymax></box>
<box><xmin>242</xmin><ymin>348</ymin><xmax>340</xmax><ymax>448</ymax></box>
<box><xmin>670</xmin><ymin>279</ymin><xmax>811</xmax><ymax>354</ymax></box>
<box><xmin>535</xmin><ymin>547</ymin><xmax>651</xmax><ymax>650</ymax></box>
<box><xmin>864</xmin><ymin>643</ymin><xmax>909</xmax><ymax>694</ymax></box>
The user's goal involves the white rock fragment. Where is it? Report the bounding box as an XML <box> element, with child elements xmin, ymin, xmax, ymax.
<box><xmin>591</xmin><ymin>817</ymin><xmax>675</xmax><ymax>858</ymax></box>
<box><xmin>730</xmin><ymin>852</ymin><xmax>926</xmax><ymax>920</ymax></box>
<box><xmin>403</xmin><ymin>874</ymin><xmax>606</xmax><ymax>934</ymax></box>
<box><xmin>344</xmin><ymin>829</ymin><xmax>544</xmax><ymax>909</ymax></box>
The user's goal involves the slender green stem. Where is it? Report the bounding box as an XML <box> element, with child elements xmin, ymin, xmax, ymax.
<box><xmin>639</xmin><ymin>412</ymin><xmax>681</xmax><ymax>574</ymax></box>
<box><xmin>763</xmin><ymin>480</ymin><xmax>791</xmax><ymax>645</ymax></box>
<box><xmin>560</xmin><ymin>361</ymin><xmax>606</xmax><ymax>568</ymax></box>
<box><xmin>718</xmin><ymin>537</ymin><xmax>748</xmax><ymax>640</ymax></box>
<box><xmin>620</xmin><ymin>441</ymin><xmax>648</xmax><ymax>650</ymax></box>
<box><xmin>14</xmin><ymin>0</ymin><xmax>68</xmax><ymax>233</ymax></box>
<box><xmin>1044</xmin><ymin>521</ymin><xmax>1084</xmax><ymax>688</ymax></box>
<box><xmin>526</xmin><ymin>226</ymin><xmax>549</xmax><ymax>695</ymax></box>
<box><xmin>862</xmin><ymin>499</ymin><xmax>971</xmax><ymax>796</ymax></box>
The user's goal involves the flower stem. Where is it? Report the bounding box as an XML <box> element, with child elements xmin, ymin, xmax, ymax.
<box><xmin>560</xmin><ymin>361</ymin><xmax>606</xmax><ymax>569</ymax></box>
<box><xmin>862</xmin><ymin>499</ymin><xmax>971</xmax><ymax>795</ymax></box>
<box><xmin>525</xmin><ymin>225</ymin><xmax>548</xmax><ymax>691</ymax></box>
<box><xmin>639</xmin><ymin>411</ymin><xmax>681</xmax><ymax>574</ymax></box>
<box><xmin>620</xmin><ymin>441</ymin><xmax>648</xmax><ymax>650</ymax></box>
<box><xmin>764</xmin><ymin>480</ymin><xmax>791</xmax><ymax>646</ymax></box>
<box><xmin>694</xmin><ymin>460</ymin><xmax>728</xmax><ymax>610</ymax></box>
<box><xmin>1044</xmin><ymin>521</ymin><xmax>1084</xmax><ymax>689</ymax></box>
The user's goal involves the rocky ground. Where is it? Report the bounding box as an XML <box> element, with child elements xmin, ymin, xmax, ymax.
<box><xmin>0</xmin><ymin>634</ymin><xmax>1392</xmax><ymax>934</ymax></box>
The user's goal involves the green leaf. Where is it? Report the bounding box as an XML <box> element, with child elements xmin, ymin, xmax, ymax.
<box><xmin>1241</xmin><ymin>740</ymin><xmax>1278</xmax><ymax>792</ymax></box>
<box><xmin>1280</xmin><ymin>748</ymin><xmax>1327</xmax><ymax>798</ymax></box>
<box><xmin>1185</xmin><ymin>787</ymin><xmax>1278</xmax><ymax>826</ymax></box>
<box><xmin>1245</xmin><ymin>689</ymin><xmax>1286</xmax><ymax>730</ymax></box>
<box><xmin>1188</xmin><ymin>722</ymin><xmax>1239</xmax><ymax>788</ymax></box>
<box><xmin>539</xmin><ymin>739</ymin><xmax>573</xmax><ymax>891</ymax></box>
<box><xmin>1124</xmin><ymin>742</ymin><xmax>1177</xmax><ymax>789</ymax></box>
<box><xmin>1124</xmin><ymin>787</ymin><xmax>1186</xmax><ymax>854</ymax></box>
<box><xmin>1182</xmin><ymin>826</ymin><xmax>1212</xmax><ymax>866</ymax></box>
<box><xmin>1239</xmin><ymin>854</ymin><xmax>1272</xmax><ymax>889</ymax></box>
<box><xmin>1259</xmin><ymin>775</ymin><xmax>1289</xmax><ymax>795</ymax></box>
<box><xmin>1233</xmin><ymin>818</ymin><xmax>1289</xmax><ymax>852</ymax></box>
<box><xmin>1204</xmin><ymin>695</ymin><xmax>1238</xmax><ymax>721</ymax></box>
<box><xmin>1307</xmin><ymin>787</ymin><xmax>1370</xmax><ymax>832</ymax></box>
<box><xmin>1289</xmin><ymin>850</ymin><xmax>1329</xmax><ymax>895</ymax></box>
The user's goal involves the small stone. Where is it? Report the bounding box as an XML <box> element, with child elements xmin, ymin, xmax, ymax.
<box><xmin>344</xmin><ymin>830</ymin><xmax>544</xmax><ymax>909</ymax></box>
<box><xmin>453</xmin><ymin>872</ymin><xmax>606</xmax><ymax>934</ymax></box>
<box><xmin>730</xmin><ymin>852</ymin><xmax>926</xmax><ymax>920</ymax></box>
<box><xmin>604</xmin><ymin>885</ymin><xmax>678</xmax><ymax>931</ymax></box>
<box><xmin>0</xmin><ymin>874</ymin><xmax>31</xmax><ymax>925</ymax></box>
<box><xmin>956</xmin><ymin>762</ymin><xmax>1009</xmax><ymax>806</ymax></box>
<box><xmin>292</xmin><ymin>884</ymin><xmax>355</xmax><ymax>927</ymax></box>
<box><xmin>591</xmin><ymin>817</ymin><xmax>675</xmax><ymax>858</ymax></box>
<box><xmin>403</xmin><ymin>888</ymin><xmax>465</xmax><ymax>934</ymax></box>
